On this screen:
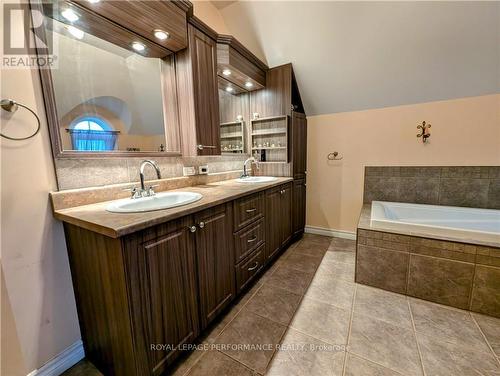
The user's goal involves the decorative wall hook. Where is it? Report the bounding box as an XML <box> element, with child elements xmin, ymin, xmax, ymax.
<box><xmin>417</xmin><ymin>121</ymin><xmax>431</xmax><ymax>143</ymax></box>
<box><xmin>327</xmin><ymin>151</ymin><xmax>343</xmax><ymax>160</ymax></box>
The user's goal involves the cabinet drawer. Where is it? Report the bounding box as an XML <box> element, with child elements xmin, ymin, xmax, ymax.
<box><xmin>235</xmin><ymin>244</ymin><xmax>265</xmax><ymax>293</ymax></box>
<box><xmin>233</xmin><ymin>192</ymin><xmax>264</xmax><ymax>231</ymax></box>
<box><xmin>234</xmin><ymin>218</ymin><xmax>265</xmax><ymax>263</ymax></box>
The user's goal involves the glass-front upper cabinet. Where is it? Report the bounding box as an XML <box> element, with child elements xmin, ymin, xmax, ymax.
<box><xmin>36</xmin><ymin>2</ymin><xmax>182</xmax><ymax>157</ymax></box>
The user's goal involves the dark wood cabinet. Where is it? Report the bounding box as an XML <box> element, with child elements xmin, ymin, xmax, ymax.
<box><xmin>234</xmin><ymin>217</ymin><xmax>265</xmax><ymax>263</ymax></box>
<box><xmin>61</xmin><ymin>182</ymin><xmax>300</xmax><ymax>375</ymax></box>
<box><xmin>291</xmin><ymin>111</ymin><xmax>307</xmax><ymax>238</ymax></box>
<box><xmin>265</xmin><ymin>183</ymin><xmax>293</xmax><ymax>261</ymax></box>
<box><xmin>281</xmin><ymin>183</ymin><xmax>293</xmax><ymax>246</ymax></box>
<box><xmin>235</xmin><ymin>244</ymin><xmax>266</xmax><ymax>293</ymax></box>
<box><xmin>293</xmin><ymin>179</ymin><xmax>307</xmax><ymax>237</ymax></box>
<box><xmin>291</xmin><ymin>112</ymin><xmax>307</xmax><ymax>179</ymax></box>
<box><xmin>73</xmin><ymin>0</ymin><xmax>189</xmax><ymax>53</ymax></box>
<box><xmin>123</xmin><ymin>217</ymin><xmax>200</xmax><ymax>376</ymax></box>
<box><xmin>177</xmin><ymin>24</ymin><xmax>221</xmax><ymax>156</ymax></box>
<box><xmin>233</xmin><ymin>192</ymin><xmax>265</xmax><ymax>231</ymax></box>
<box><xmin>194</xmin><ymin>203</ymin><xmax>235</xmax><ymax>329</ymax></box>
<box><xmin>217</xmin><ymin>35</ymin><xmax>268</xmax><ymax>92</ymax></box>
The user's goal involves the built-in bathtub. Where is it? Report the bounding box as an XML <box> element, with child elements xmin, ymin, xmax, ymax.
<box><xmin>370</xmin><ymin>201</ymin><xmax>500</xmax><ymax>245</ymax></box>
<box><xmin>356</xmin><ymin>201</ymin><xmax>500</xmax><ymax>318</ymax></box>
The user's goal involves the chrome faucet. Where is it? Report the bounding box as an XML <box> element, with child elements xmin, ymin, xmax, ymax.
<box><xmin>241</xmin><ymin>157</ymin><xmax>259</xmax><ymax>178</ymax></box>
<box><xmin>137</xmin><ymin>160</ymin><xmax>161</xmax><ymax>197</ymax></box>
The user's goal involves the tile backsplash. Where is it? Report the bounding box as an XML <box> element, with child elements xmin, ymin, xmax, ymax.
<box><xmin>363</xmin><ymin>166</ymin><xmax>500</xmax><ymax>209</ymax></box>
<box><xmin>55</xmin><ymin>155</ymin><xmax>250</xmax><ymax>190</ymax></box>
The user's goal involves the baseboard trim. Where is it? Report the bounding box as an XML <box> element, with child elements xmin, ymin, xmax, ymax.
<box><xmin>304</xmin><ymin>226</ymin><xmax>356</xmax><ymax>240</ymax></box>
<box><xmin>27</xmin><ymin>340</ymin><xmax>84</xmax><ymax>376</ymax></box>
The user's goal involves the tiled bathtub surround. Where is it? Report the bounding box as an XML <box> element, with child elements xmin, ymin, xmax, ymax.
<box><xmin>363</xmin><ymin>166</ymin><xmax>500</xmax><ymax>209</ymax></box>
<box><xmin>54</xmin><ymin>155</ymin><xmax>251</xmax><ymax>190</ymax></box>
<box><xmin>356</xmin><ymin>228</ymin><xmax>500</xmax><ymax>317</ymax></box>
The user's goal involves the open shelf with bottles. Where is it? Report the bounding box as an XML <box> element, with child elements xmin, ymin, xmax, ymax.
<box><xmin>221</xmin><ymin>121</ymin><xmax>244</xmax><ymax>154</ymax></box>
<box><xmin>250</xmin><ymin>115</ymin><xmax>289</xmax><ymax>162</ymax></box>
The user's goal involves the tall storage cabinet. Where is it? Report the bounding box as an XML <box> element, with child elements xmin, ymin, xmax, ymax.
<box><xmin>250</xmin><ymin>64</ymin><xmax>308</xmax><ymax>239</ymax></box>
<box><xmin>176</xmin><ymin>22</ymin><xmax>221</xmax><ymax>156</ymax></box>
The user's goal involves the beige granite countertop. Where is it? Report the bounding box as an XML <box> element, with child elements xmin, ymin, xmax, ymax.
<box><xmin>53</xmin><ymin>177</ymin><xmax>293</xmax><ymax>238</ymax></box>
<box><xmin>358</xmin><ymin>204</ymin><xmax>499</xmax><ymax>248</ymax></box>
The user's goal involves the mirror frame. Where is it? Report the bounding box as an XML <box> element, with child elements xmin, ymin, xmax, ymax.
<box><xmin>30</xmin><ymin>0</ymin><xmax>183</xmax><ymax>159</ymax></box>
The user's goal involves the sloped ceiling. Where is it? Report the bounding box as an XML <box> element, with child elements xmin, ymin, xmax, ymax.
<box><xmin>218</xmin><ymin>1</ymin><xmax>500</xmax><ymax>115</ymax></box>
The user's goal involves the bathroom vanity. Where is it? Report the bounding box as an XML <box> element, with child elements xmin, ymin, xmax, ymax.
<box><xmin>53</xmin><ymin>178</ymin><xmax>295</xmax><ymax>375</ymax></box>
<box><xmin>37</xmin><ymin>1</ymin><xmax>309</xmax><ymax>374</ymax></box>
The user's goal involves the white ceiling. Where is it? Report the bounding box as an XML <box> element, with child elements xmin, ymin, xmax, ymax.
<box><xmin>219</xmin><ymin>1</ymin><xmax>500</xmax><ymax>115</ymax></box>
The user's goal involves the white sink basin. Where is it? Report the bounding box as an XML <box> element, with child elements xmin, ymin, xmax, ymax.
<box><xmin>235</xmin><ymin>176</ymin><xmax>278</xmax><ymax>183</ymax></box>
<box><xmin>106</xmin><ymin>191</ymin><xmax>203</xmax><ymax>213</ymax></box>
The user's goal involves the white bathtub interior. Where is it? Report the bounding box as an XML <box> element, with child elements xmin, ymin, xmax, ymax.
<box><xmin>370</xmin><ymin>201</ymin><xmax>500</xmax><ymax>245</ymax></box>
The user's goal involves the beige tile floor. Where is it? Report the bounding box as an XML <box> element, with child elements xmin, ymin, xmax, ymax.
<box><xmin>64</xmin><ymin>234</ymin><xmax>500</xmax><ymax>376</ymax></box>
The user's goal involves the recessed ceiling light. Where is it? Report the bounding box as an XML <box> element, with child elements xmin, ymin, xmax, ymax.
<box><xmin>226</xmin><ymin>87</ymin><xmax>234</xmax><ymax>92</ymax></box>
<box><xmin>132</xmin><ymin>42</ymin><xmax>146</xmax><ymax>52</ymax></box>
<box><xmin>67</xmin><ymin>26</ymin><xmax>84</xmax><ymax>39</ymax></box>
<box><xmin>245</xmin><ymin>81</ymin><xmax>253</xmax><ymax>88</ymax></box>
<box><xmin>87</xmin><ymin>0</ymin><xmax>100</xmax><ymax>3</ymax></box>
<box><xmin>222</xmin><ymin>69</ymin><xmax>231</xmax><ymax>76</ymax></box>
<box><xmin>153</xmin><ymin>29</ymin><xmax>170</xmax><ymax>41</ymax></box>
<box><xmin>61</xmin><ymin>8</ymin><xmax>79</xmax><ymax>22</ymax></box>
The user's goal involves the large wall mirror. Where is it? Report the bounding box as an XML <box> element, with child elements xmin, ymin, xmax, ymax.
<box><xmin>35</xmin><ymin>2</ymin><xmax>181</xmax><ymax>157</ymax></box>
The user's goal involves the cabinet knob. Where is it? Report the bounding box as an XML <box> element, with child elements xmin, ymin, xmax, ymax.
<box><xmin>199</xmin><ymin>221</ymin><xmax>205</xmax><ymax>229</ymax></box>
<box><xmin>189</xmin><ymin>225</ymin><xmax>197</xmax><ymax>233</ymax></box>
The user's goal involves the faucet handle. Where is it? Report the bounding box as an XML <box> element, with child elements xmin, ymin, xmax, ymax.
<box><xmin>146</xmin><ymin>184</ymin><xmax>160</xmax><ymax>196</ymax></box>
<box><xmin>123</xmin><ymin>186</ymin><xmax>141</xmax><ymax>199</ymax></box>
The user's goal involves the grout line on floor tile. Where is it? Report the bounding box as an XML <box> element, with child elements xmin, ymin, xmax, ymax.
<box><xmin>470</xmin><ymin>312</ymin><xmax>500</xmax><ymax>366</ymax></box>
<box><xmin>346</xmin><ymin>351</ymin><xmax>406</xmax><ymax>376</ymax></box>
<box><xmin>341</xmin><ymin>283</ymin><xmax>357</xmax><ymax>376</ymax></box>
<box><xmin>407</xmin><ymin>297</ymin><xmax>427</xmax><ymax>376</ymax></box>
<box><xmin>178</xmin><ymin>350</ymin><xmax>209</xmax><ymax>376</ymax></box>
<box><xmin>216</xmin><ymin>350</ymin><xmax>259</xmax><ymax>374</ymax></box>
<box><xmin>217</xmin><ymin>348</ymin><xmax>262</xmax><ymax>374</ymax></box>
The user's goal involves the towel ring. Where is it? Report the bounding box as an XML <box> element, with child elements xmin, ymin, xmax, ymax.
<box><xmin>1</xmin><ymin>99</ymin><xmax>41</xmax><ymax>141</ymax></box>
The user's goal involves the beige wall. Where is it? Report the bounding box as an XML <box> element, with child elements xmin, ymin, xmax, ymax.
<box><xmin>1</xmin><ymin>3</ymin><xmax>81</xmax><ymax>373</ymax></box>
<box><xmin>306</xmin><ymin>94</ymin><xmax>500</xmax><ymax>234</ymax></box>
<box><xmin>1</xmin><ymin>267</ymin><xmax>27</xmax><ymax>375</ymax></box>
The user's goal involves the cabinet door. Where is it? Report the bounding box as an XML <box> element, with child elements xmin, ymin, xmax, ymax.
<box><xmin>189</xmin><ymin>25</ymin><xmax>221</xmax><ymax>155</ymax></box>
<box><xmin>292</xmin><ymin>112</ymin><xmax>307</xmax><ymax>179</ymax></box>
<box><xmin>281</xmin><ymin>183</ymin><xmax>293</xmax><ymax>246</ymax></box>
<box><xmin>293</xmin><ymin>179</ymin><xmax>307</xmax><ymax>236</ymax></box>
<box><xmin>194</xmin><ymin>203</ymin><xmax>235</xmax><ymax>329</ymax></box>
<box><xmin>265</xmin><ymin>186</ymin><xmax>283</xmax><ymax>261</ymax></box>
<box><xmin>123</xmin><ymin>217</ymin><xmax>199</xmax><ymax>376</ymax></box>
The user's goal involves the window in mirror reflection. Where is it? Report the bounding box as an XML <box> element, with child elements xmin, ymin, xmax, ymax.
<box><xmin>68</xmin><ymin>117</ymin><xmax>118</xmax><ymax>151</ymax></box>
<box><xmin>47</xmin><ymin>18</ymin><xmax>175</xmax><ymax>153</ymax></box>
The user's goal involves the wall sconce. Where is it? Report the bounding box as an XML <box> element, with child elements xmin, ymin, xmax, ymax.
<box><xmin>417</xmin><ymin>121</ymin><xmax>431</xmax><ymax>143</ymax></box>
